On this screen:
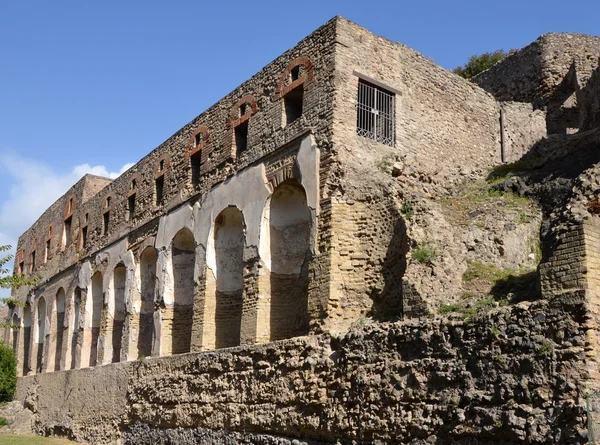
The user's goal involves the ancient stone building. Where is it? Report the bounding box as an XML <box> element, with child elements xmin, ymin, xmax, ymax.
<box><xmin>6</xmin><ymin>16</ymin><xmax>600</xmax><ymax>445</ymax></box>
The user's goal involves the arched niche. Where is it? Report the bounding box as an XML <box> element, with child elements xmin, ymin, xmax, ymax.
<box><xmin>22</xmin><ymin>303</ymin><xmax>32</xmax><ymax>376</ymax></box>
<box><xmin>69</xmin><ymin>287</ymin><xmax>82</xmax><ymax>370</ymax></box>
<box><xmin>82</xmin><ymin>272</ymin><xmax>103</xmax><ymax>368</ymax></box>
<box><xmin>165</xmin><ymin>228</ymin><xmax>195</xmax><ymax>355</ymax></box>
<box><xmin>138</xmin><ymin>246</ymin><xmax>157</xmax><ymax>358</ymax></box>
<box><xmin>204</xmin><ymin>207</ymin><xmax>245</xmax><ymax>350</ymax></box>
<box><xmin>258</xmin><ymin>180</ymin><xmax>310</xmax><ymax>342</ymax></box>
<box><xmin>11</xmin><ymin>313</ymin><xmax>19</xmax><ymax>354</ymax></box>
<box><xmin>36</xmin><ymin>296</ymin><xmax>47</xmax><ymax>373</ymax></box>
<box><xmin>49</xmin><ymin>288</ymin><xmax>66</xmax><ymax>372</ymax></box>
<box><xmin>105</xmin><ymin>264</ymin><xmax>126</xmax><ymax>363</ymax></box>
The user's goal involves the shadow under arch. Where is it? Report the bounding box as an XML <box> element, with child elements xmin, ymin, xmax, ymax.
<box><xmin>169</xmin><ymin>228</ymin><xmax>195</xmax><ymax>355</ymax></box>
<box><xmin>138</xmin><ymin>246</ymin><xmax>158</xmax><ymax>358</ymax></box>
<box><xmin>259</xmin><ymin>179</ymin><xmax>311</xmax><ymax>342</ymax></box>
<box><xmin>204</xmin><ymin>206</ymin><xmax>245</xmax><ymax>350</ymax></box>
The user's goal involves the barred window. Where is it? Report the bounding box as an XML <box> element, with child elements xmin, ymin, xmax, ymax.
<box><xmin>356</xmin><ymin>79</ymin><xmax>395</xmax><ymax>146</ymax></box>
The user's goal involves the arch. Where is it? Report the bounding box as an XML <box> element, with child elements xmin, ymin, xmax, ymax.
<box><xmin>11</xmin><ymin>313</ymin><xmax>19</xmax><ymax>355</ymax></box>
<box><xmin>228</xmin><ymin>95</ymin><xmax>258</xmax><ymax>127</ymax></box>
<box><xmin>137</xmin><ymin>246</ymin><xmax>157</xmax><ymax>358</ymax></box>
<box><xmin>104</xmin><ymin>264</ymin><xmax>127</xmax><ymax>364</ymax></box>
<box><xmin>36</xmin><ymin>297</ymin><xmax>47</xmax><ymax>373</ymax></box>
<box><xmin>82</xmin><ymin>272</ymin><xmax>103</xmax><ymax>368</ymax></box>
<box><xmin>203</xmin><ymin>206</ymin><xmax>245</xmax><ymax>349</ymax></box>
<box><xmin>69</xmin><ymin>287</ymin><xmax>82</xmax><ymax>370</ymax></box>
<box><xmin>275</xmin><ymin>56</ymin><xmax>314</xmax><ymax>101</ymax></box>
<box><xmin>21</xmin><ymin>303</ymin><xmax>32</xmax><ymax>376</ymax></box>
<box><xmin>48</xmin><ymin>288</ymin><xmax>66</xmax><ymax>372</ymax></box>
<box><xmin>164</xmin><ymin>228</ymin><xmax>195</xmax><ymax>355</ymax></box>
<box><xmin>257</xmin><ymin>180</ymin><xmax>310</xmax><ymax>342</ymax></box>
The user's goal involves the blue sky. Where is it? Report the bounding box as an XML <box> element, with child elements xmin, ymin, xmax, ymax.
<box><xmin>0</xmin><ymin>0</ymin><xmax>599</xmax><ymax>290</ymax></box>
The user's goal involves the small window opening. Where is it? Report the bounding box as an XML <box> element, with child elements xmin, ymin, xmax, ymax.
<box><xmin>155</xmin><ymin>175</ymin><xmax>165</xmax><ymax>205</ymax></box>
<box><xmin>131</xmin><ymin>179</ymin><xmax>137</xmax><ymax>191</ymax></box>
<box><xmin>191</xmin><ymin>153</ymin><xmax>202</xmax><ymax>185</ymax></box>
<box><xmin>67</xmin><ymin>198</ymin><xmax>73</xmax><ymax>214</ymax></box>
<box><xmin>106</xmin><ymin>197</ymin><xmax>111</xmax><ymax>208</ymax></box>
<box><xmin>128</xmin><ymin>194</ymin><xmax>136</xmax><ymax>222</ymax></box>
<box><xmin>284</xmin><ymin>83</ymin><xmax>304</xmax><ymax>126</ymax></box>
<box><xmin>84</xmin><ymin>213</ymin><xmax>89</xmax><ymax>224</ymax></box>
<box><xmin>18</xmin><ymin>262</ymin><xmax>24</xmax><ymax>274</ymax></box>
<box><xmin>235</xmin><ymin>121</ymin><xmax>249</xmax><ymax>157</ymax></box>
<box><xmin>239</xmin><ymin>103</ymin><xmax>247</xmax><ymax>118</ymax></box>
<box><xmin>44</xmin><ymin>239</ymin><xmax>51</xmax><ymax>263</ymax></box>
<box><xmin>356</xmin><ymin>79</ymin><xmax>395</xmax><ymax>146</ymax></box>
<box><xmin>63</xmin><ymin>216</ymin><xmax>73</xmax><ymax>249</ymax></box>
<box><xmin>194</xmin><ymin>133</ymin><xmax>204</xmax><ymax>147</ymax></box>
<box><xmin>81</xmin><ymin>226</ymin><xmax>88</xmax><ymax>249</ymax></box>
<box><xmin>103</xmin><ymin>212</ymin><xmax>110</xmax><ymax>235</ymax></box>
<box><xmin>291</xmin><ymin>66</ymin><xmax>300</xmax><ymax>81</ymax></box>
<box><xmin>30</xmin><ymin>251</ymin><xmax>36</xmax><ymax>273</ymax></box>
<box><xmin>159</xmin><ymin>159</ymin><xmax>165</xmax><ymax>171</ymax></box>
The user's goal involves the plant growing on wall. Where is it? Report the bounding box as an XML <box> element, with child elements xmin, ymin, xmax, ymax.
<box><xmin>0</xmin><ymin>341</ymin><xmax>16</xmax><ymax>402</ymax></box>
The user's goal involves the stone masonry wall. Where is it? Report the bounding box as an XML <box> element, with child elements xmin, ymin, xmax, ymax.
<box><xmin>579</xmin><ymin>65</ymin><xmax>600</xmax><ymax>131</ymax></box>
<box><xmin>475</xmin><ymin>33</ymin><xmax>600</xmax><ymax>105</ymax></box>
<box><xmin>13</xmin><ymin>16</ymin><xmax>339</xmax><ymax>304</ymax></box>
<box><xmin>17</xmin><ymin>297</ymin><xmax>591</xmax><ymax>444</ymax></box>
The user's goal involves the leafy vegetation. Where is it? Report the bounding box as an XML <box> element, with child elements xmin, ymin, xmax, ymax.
<box><xmin>0</xmin><ymin>245</ymin><xmax>38</xmax><ymax>327</ymax></box>
<box><xmin>412</xmin><ymin>244</ymin><xmax>437</xmax><ymax>264</ymax></box>
<box><xmin>400</xmin><ymin>202</ymin><xmax>414</xmax><ymax>219</ymax></box>
<box><xmin>0</xmin><ymin>343</ymin><xmax>16</xmax><ymax>403</ymax></box>
<box><xmin>453</xmin><ymin>50</ymin><xmax>508</xmax><ymax>79</ymax></box>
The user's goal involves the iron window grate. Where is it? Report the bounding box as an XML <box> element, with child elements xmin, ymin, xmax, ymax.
<box><xmin>356</xmin><ymin>80</ymin><xmax>395</xmax><ymax>146</ymax></box>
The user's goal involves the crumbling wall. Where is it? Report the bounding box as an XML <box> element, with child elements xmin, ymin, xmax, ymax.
<box><xmin>501</xmin><ymin>101</ymin><xmax>547</xmax><ymax>163</ymax></box>
<box><xmin>17</xmin><ymin>297</ymin><xmax>590</xmax><ymax>444</ymax></box>
<box><xmin>474</xmin><ymin>33</ymin><xmax>600</xmax><ymax>105</ymax></box>
<box><xmin>579</xmin><ymin>65</ymin><xmax>600</xmax><ymax>131</ymax></box>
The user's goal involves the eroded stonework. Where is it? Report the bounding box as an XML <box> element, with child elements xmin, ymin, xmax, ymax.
<box><xmin>7</xmin><ymin>15</ymin><xmax>600</xmax><ymax>445</ymax></box>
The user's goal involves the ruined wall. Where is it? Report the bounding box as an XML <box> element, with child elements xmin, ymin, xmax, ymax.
<box><xmin>501</xmin><ymin>101</ymin><xmax>547</xmax><ymax>163</ymax></box>
<box><xmin>17</xmin><ymin>298</ymin><xmax>590</xmax><ymax>444</ymax></box>
<box><xmin>474</xmin><ymin>33</ymin><xmax>600</xmax><ymax>105</ymax></box>
<box><xmin>319</xmin><ymin>17</ymin><xmax>505</xmax><ymax>329</ymax></box>
<box><xmin>579</xmin><ymin>65</ymin><xmax>600</xmax><ymax>131</ymax></box>
<box><xmin>12</xmin><ymin>16</ymin><xmax>338</xmax><ymax>300</ymax></box>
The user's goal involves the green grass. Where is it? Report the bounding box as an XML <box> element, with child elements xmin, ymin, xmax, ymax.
<box><xmin>0</xmin><ymin>436</ymin><xmax>82</xmax><ymax>444</ymax></box>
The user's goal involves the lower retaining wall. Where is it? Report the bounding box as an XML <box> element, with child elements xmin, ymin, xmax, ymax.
<box><xmin>17</xmin><ymin>298</ymin><xmax>591</xmax><ymax>444</ymax></box>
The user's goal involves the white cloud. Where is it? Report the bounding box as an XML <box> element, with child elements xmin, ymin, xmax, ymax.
<box><xmin>0</xmin><ymin>150</ymin><xmax>133</xmax><ymax>300</ymax></box>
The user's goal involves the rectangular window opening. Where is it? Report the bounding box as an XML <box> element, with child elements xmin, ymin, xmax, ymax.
<box><xmin>128</xmin><ymin>194</ymin><xmax>136</xmax><ymax>222</ymax></box>
<box><xmin>18</xmin><ymin>262</ymin><xmax>24</xmax><ymax>275</ymax></box>
<box><xmin>234</xmin><ymin>121</ymin><xmax>249</xmax><ymax>158</ymax></box>
<box><xmin>63</xmin><ymin>216</ymin><xmax>73</xmax><ymax>249</ymax></box>
<box><xmin>191</xmin><ymin>153</ymin><xmax>202</xmax><ymax>186</ymax></box>
<box><xmin>81</xmin><ymin>226</ymin><xmax>88</xmax><ymax>249</ymax></box>
<box><xmin>356</xmin><ymin>79</ymin><xmax>395</xmax><ymax>146</ymax></box>
<box><xmin>30</xmin><ymin>251</ymin><xmax>36</xmax><ymax>273</ymax></box>
<box><xmin>155</xmin><ymin>175</ymin><xmax>165</xmax><ymax>205</ymax></box>
<box><xmin>103</xmin><ymin>212</ymin><xmax>110</xmax><ymax>235</ymax></box>
<box><xmin>284</xmin><ymin>84</ymin><xmax>304</xmax><ymax>126</ymax></box>
<box><xmin>44</xmin><ymin>239</ymin><xmax>50</xmax><ymax>263</ymax></box>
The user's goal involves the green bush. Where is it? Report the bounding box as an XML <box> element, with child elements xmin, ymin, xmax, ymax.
<box><xmin>0</xmin><ymin>417</ymin><xmax>7</xmax><ymax>426</ymax></box>
<box><xmin>412</xmin><ymin>244</ymin><xmax>437</xmax><ymax>264</ymax></box>
<box><xmin>453</xmin><ymin>50</ymin><xmax>508</xmax><ymax>79</ymax></box>
<box><xmin>0</xmin><ymin>342</ymin><xmax>17</xmax><ymax>403</ymax></box>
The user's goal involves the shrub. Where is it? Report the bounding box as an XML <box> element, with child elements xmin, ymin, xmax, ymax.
<box><xmin>0</xmin><ymin>342</ymin><xmax>17</xmax><ymax>403</ymax></box>
<box><xmin>453</xmin><ymin>50</ymin><xmax>508</xmax><ymax>79</ymax></box>
<box><xmin>412</xmin><ymin>244</ymin><xmax>436</xmax><ymax>264</ymax></box>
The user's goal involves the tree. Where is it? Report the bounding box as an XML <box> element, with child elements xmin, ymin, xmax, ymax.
<box><xmin>453</xmin><ymin>50</ymin><xmax>508</xmax><ymax>80</ymax></box>
<box><xmin>0</xmin><ymin>342</ymin><xmax>16</xmax><ymax>402</ymax></box>
<box><xmin>0</xmin><ymin>245</ymin><xmax>37</xmax><ymax>323</ymax></box>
